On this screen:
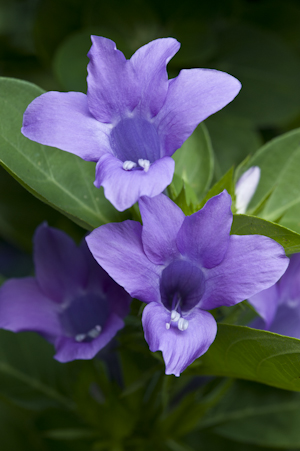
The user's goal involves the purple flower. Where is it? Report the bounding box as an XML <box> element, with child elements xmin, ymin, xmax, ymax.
<box><xmin>0</xmin><ymin>224</ymin><xmax>131</xmax><ymax>362</ymax></box>
<box><xmin>86</xmin><ymin>191</ymin><xmax>288</xmax><ymax>376</ymax></box>
<box><xmin>248</xmin><ymin>253</ymin><xmax>300</xmax><ymax>338</ymax></box>
<box><xmin>21</xmin><ymin>36</ymin><xmax>241</xmax><ymax>211</ymax></box>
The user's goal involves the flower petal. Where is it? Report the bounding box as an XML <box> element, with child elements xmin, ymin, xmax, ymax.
<box><xmin>235</xmin><ymin>166</ymin><xmax>261</xmax><ymax>214</ymax></box>
<box><xmin>79</xmin><ymin>238</ymin><xmax>132</xmax><ymax>318</ymax></box>
<box><xmin>268</xmin><ymin>304</ymin><xmax>300</xmax><ymax>339</ymax></box>
<box><xmin>0</xmin><ymin>278</ymin><xmax>62</xmax><ymax>336</ymax></box>
<box><xmin>86</xmin><ymin>220</ymin><xmax>161</xmax><ymax>303</ymax></box>
<box><xmin>130</xmin><ymin>38</ymin><xmax>180</xmax><ymax>117</ymax></box>
<box><xmin>176</xmin><ymin>191</ymin><xmax>232</xmax><ymax>269</ymax></box>
<box><xmin>87</xmin><ymin>36</ymin><xmax>138</xmax><ymax>123</ymax></box>
<box><xmin>155</xmin><ymin>69</ymin><xmax>241</xmax><ymax>156</ymax></box>
<box><xmin>95</xmin><ymin>153</ymin><xmax>175</xmax><ymax>211</ymax></box>
<box><xmin>278</xmin><ymin>253</ymin><xmax>300</xmax><ymax>302</ymax></box>
<box><xmin>200</xmin><ymin>235</ymin><xmax>289</xmax><ymax>310</ymax></box>
<box><xmin>22</xmin><ymin>91</ymin><xmax>111</xmax><ymax>161</ymax></box>
<box><xmin>248</xmin><ymin>284</ymin><xmax>280</xmax><ymax>328</ymax></box>
<box><xmin>139</xmin><ymin>194</ymin><xmax>185</xmax><ymax>265</ymax></box>
<box><xmin>34</xmin><ymin>224</ymin><xmax>88</xmax><ymax>303</ymax></box>
<box><xmin>142</xmin><ymin>302</ymin><xmax>217</xmax><ymax>376</ymax></box>
<box><xmin>54</xmin><ymin>313</ymin><xmax>124</xmax><ymax>362</ymax></box>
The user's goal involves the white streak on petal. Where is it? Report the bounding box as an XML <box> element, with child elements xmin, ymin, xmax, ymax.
<box><xmin>235</xmin><ymin>166</ymin><xmax>261</xmax><ymax>214</ymax></box>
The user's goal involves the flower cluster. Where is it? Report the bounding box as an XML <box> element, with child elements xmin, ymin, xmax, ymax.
<box><xmin>0</xmin><ymin>36</ymin><xmax>291</xmax><ymax>376</ymax></box>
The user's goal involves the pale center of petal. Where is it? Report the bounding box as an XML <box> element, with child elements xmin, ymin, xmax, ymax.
<box><xmin>160</xmin><ymin>260</ymin><xmax>205</xmax><ymax>332</ymax></box>
<box><xmin>110</xmin><ymin>117</ymin><xmax>161</xmax><ymax>167</ymax></box>
<box><xmin>60</xmin><ymin>293</ymin><xmax>108</xmax><ymax>343</ymax></box>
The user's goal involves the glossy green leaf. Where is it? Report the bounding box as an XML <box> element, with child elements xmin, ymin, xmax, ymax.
<box><xmin>0</xmin><ymin>77</ymin><xmax>128</xmax><ymax>231</ymax></box>
<box><xmin>0</xmin><ymin>165</ymin><xmax>84</xmax><ymax>251</ymax></box>
<box><xmin>231</xmin><ymin>214</ymin><xmax>300</xmax><ymax>254</ymax></box>
<box><xmin>172</xmin><ymin>123</ymin><xmax>214</xmax><ymax>201</ymax></box>
<box><xmin>245</xmin><ymin>128</ymin><xmax>300</xmax><ymax>224</ymax></box>
<box><xmin>200</xmin><ymin>379</ymin><xmax>300</xmax><ymax>448</ymax></box>
<box><xmin>190</xmin><ymin>324</ymin><xmax>300</xmax><ymax>392</ymax></box>
<box><xmin>196</xmin><ymin>167</ymin><xmax>234</xmax><ymax>210</ymax></box>
<box><xmin>205</xmin><ymin>113</ymin><xmax>262</xmax><ymax>177</ymax></box>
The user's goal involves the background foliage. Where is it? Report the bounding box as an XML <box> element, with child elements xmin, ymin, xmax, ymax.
<box><xmin>1</xmin><ymin>0</ymin><xmax>300</xmax><ymax>449</ymax></box>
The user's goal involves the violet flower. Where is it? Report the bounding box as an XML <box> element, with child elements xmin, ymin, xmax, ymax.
<box><xmin>22</xmin><ymin>36</ymin><xmax>241</xmax><ymax>211</ymax></box>
<box><xmin>235</xmin><ymin>166</ymin><xmax>261</xmax><ymax>214</ymax></box>
<box><xmin>0</xmin><ymin>224</ymin><xmax>131</xmax><ymax>362</ymax></box>
<box><xmin>248</xmin><ymin>253</ymin><xmax>300</xmax><ymax>338</ymax></box>
<box><xmin>86</xmin><ymin>191</ymin><xmax>288</xmax><ymax>376</ymax></box>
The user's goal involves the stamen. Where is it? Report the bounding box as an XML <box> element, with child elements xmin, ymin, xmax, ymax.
<box><xmin>75</xmin><ymin>333</ymin><xmax>86</xmax><ymax>342</ymax></box>
<box><xmin>166</xmin><ymin>323</ymin><xmax>170</xmax><ymax>330</ymax></box>
<box><xmin>178</xmin><ymin>318</ymin><xmax>189</xmax><ymax>331</ymax></box>
<box><xmin>123</xmin><ymin>160</ymin><xmax>137</xmax><ymax>171</ymax></box>
<box><xmin>87</xmin><ymin>325</ymin><xmax>102</xmax><ymax>339</ymax></box>
<box><xmin>138</xmin><ymin>159</ymin><xmax>150</xmax><ymax>172</ymax></box>
<box><xmin>171</xmin><ymin>310</ymin><xmax>180</xmax><ymax>322</ymax></box>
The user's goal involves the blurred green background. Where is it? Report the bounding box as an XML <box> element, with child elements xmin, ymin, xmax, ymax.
<box><xmin>1</xmin><ymin>0</ymin><xmax>300</xmax><ymax>449</ymax></box>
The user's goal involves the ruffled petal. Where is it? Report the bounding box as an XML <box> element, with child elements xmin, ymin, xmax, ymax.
<box><xmin>87</xmin><ymin>36</ymin><xmax>138</xmax><ymax>123</ymax></box>
<box><xmin>94</xmin><ymin>153</ymin><xmax>175</xmax><ymax>211</ymax></box>
<box><xmin>0</xmin><ymin>278</ymin><xmax>62</xmax><ymax>336</ymax></box>
<box><xmin>142</xmin><ymin>302</ymin><xmax>217</xmax><ymax>376</ymax></box>
<box><xmin>200</xmin><ymin>235</ymin><xmax>289</xmax><ymax>310</ymax></box>
<box><xmin>248</xmin><ymin>284</ymin><xmax>280</xmax><ymax>329</ymax></box>
<box><xmin>86</xmin><ymin>220</ymin><xmax>161</xmax><ymax>304</ymax></box>
<box><xmin>54</xmin><ymin>313</ymin><xmax>124</xmax><ymax>362</ymax></box>
<box><xmin>22</xmin><ymin>91</ymin><xmax>111</xmax><ymax>161</ymax></box>
<box><xmin>139</xmin><ymin>194</ymin><xmax>185</xmax><ymax>265</ymax></box>
<box><xmin>155</xmin><ymin>69</ymin><xmax>241</xmax><ymax>156</ymax></box>
<box><xmin>177</xmin><ymin>191</ymin><xmax>232</xmax><ymax>269</ymax></box>
<box><xmin>34</xmin><ymin>224</ymin><xmax>88</xmax><ymax>303</ymax></box>
<box><xmin>130</xmin><ymin>38</ymin><xmax>180</xmax><ymax>117</ymax></box>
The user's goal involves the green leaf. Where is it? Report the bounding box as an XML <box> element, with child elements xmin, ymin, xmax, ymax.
<box><xmin>199</xmin><ymin>379</ymin><xmax>300</xmax><ymax>448</ymax></box>
<box><xmin>190</xmin><ymin>324</ymin><xmax>300</xmax><ymax>392</ymax></box>
<box><xmin>172</xmin><ymin>123</ymin><xmax>214</xmax><ymax>201</ymax></box>
<box><xmin>231</xmin><ymin>214</ymin><xmax>300</xmax><ymax>254</ymax></box>
<box><xmin>196</xmin><ymin>167</ymin><xmax>235</xmax><ymax>210</ymax></box>
<box><xmin>205</xmin><ymin>113</ymin><xmax>262</xmax><ymax>178</ymax></box>
<box><xmin>0</xmin><ymin>165</ymin><xmax>84</xmax><ymax>251</ymax></box>
<box><xmin>0</xmin><ymin>77</ymin><xmax>128</xmax><ymax>230</ymax></box>
<box><xmin>245</xmin><ymin>128</ymin><xmax>300</xmax><ymax>224</ymax></box>
<box><xmin>0</xmin><ymin>330</ymin><xmax>74</xmax><ymax>410</ymax></box>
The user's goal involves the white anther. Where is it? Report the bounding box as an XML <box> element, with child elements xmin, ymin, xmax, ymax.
<box><xmin>138</xmin><ymin>159</ymin><xmax>150</xmax><ymax>172</ymax></box>
<box><xmin>123</xmin><ymin>160</ymin><xmax>137</xmax><ymax>171</ymax></box>
<box><xmin>178</xmin><ymin>318</ymin><xmax>189</xmax><ymax>331</ymax></box>
<box><xmin>166</xmin><ymin>323</ymin><xmax>170</xmax><ymax>330</ymax></box>
<box><xmin>171</xmin><ymin>310</ymin><xmax>180</xmax><ymax>322</ymax></box>
<box><xmin>75</xmin><ymin>333</ymin><xmax>86</xmax><ymax>342</ymax></box>
<box><xmin>88</xmin><ymin>325</ymin><xmax>102</xmax><ymax>339</ymax></box>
